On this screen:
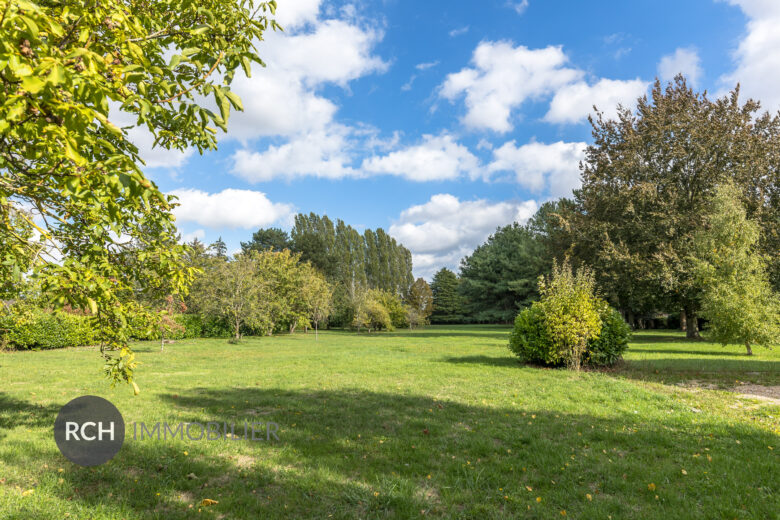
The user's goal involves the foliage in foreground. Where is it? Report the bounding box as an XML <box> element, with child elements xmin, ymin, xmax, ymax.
<box><xmin>0</xmin><ymin>0</ymin><xmax>278</xmax><ymax>384</ymax></box>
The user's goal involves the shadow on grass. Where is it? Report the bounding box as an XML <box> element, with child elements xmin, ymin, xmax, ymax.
<box><xmin>627</xmin><ymin>348</ymin><xmax>748</xmax><ymax>357</ymax></box>
<box><xmin>440</xmin><ymin>355</ymin><xmax>521</xmax><ymax>367</ymax></box>
<box><xmin>3</xmin><ymin>388</ymin><xmax>778</xmax><ymax>519</ymax></box>
<box><xmin>0</xmin><ymin>393</ymin><xmax>60</xmax><ymax>436</ymax></box>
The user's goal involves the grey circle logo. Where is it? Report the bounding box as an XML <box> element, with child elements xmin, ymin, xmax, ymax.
<box><xmin>54</xmin><ymin>395</ymin><xmax>125</xmax><ymax>466</ymax></box>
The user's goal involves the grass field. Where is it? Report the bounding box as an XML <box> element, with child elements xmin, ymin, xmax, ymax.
<box><xmin>0</xmin><ymin>326</ymin><xmax>777</xmax><ymax>519</ymax></box>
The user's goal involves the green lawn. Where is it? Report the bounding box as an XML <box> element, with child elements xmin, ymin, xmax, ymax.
<box><xmin>0</xmin><ymin>326</ymin><xmax>777</xmax><ymax>519</ymax></box>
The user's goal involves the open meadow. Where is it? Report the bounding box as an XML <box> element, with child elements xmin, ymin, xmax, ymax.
<box><xmin>0</xmin><ymin>326</ymin><xmax>777</xmax><ymax>519</ymax></box>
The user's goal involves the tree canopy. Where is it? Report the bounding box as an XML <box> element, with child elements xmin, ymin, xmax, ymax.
<box><xmin>0</xmin><ymin>0</ymin><xmax>278</xmax><ymax>384</ymax></box>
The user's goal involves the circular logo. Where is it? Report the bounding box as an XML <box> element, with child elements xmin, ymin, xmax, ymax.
<box><xmin>54</xmin><ymin>395</ymin><xmax>125</xmax><ymax>466</ymax></box>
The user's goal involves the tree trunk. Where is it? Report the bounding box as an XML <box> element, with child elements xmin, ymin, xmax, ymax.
<box><xmin>685</xmin><ymin>308</ymin><xmax>699</xmax><ymax>339</ymax></box>
<box><xmin>680</xmin><ymin>309</ymin><xmax>687</xmax><ymax>332</ymax></box>
<box><xmin>160</xmin><ymin>331</ymin><xmax>164</xmax><ymax>352</ymax></box>
<box><xmin>627</xmin><ymin>310</ymin><xmax>635</xmax><ymax>329</ymax></box>
<box><xmin>315</xmin><ymin>323</ymin><xmax>318</xmax><ymax>341</ymax></box>
<box><xmin>745</xmin><ymin>342</ymin><xmax>753</xmax><ymax>356</ymax></box>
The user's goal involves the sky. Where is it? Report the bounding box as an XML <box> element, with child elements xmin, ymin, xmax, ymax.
<box><xmin>134</xmin><ymin>0</ymin><xmax>780</xmax><ymax>279</ymax></box>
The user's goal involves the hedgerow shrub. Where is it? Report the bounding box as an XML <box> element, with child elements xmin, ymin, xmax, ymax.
<box><xmin>0</xmin><ymin>305</ymin><xmax>96</xmax><ymax>349</ymax></box>
<box><xmin>586</xmin><ymin>306</ymin><xmax>631</xmax><ymax>366</ymax></box>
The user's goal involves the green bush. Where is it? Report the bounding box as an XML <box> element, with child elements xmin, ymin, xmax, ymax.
<box><xmin>587</xmin><ymin>306</ymin><xmax>631</xmax><ymax>366</ymax></box>
<box><xmin>508</xmin><ymin>303</ymin><xmax>555</xmax><ymax>364</ymax></box>
<box><xmin>509</xmin><ymin>301</ymin><xmax>630</xmax><ymax>368</ymax></box>
<box><xmin>0</xmin><ymin>306</ymin><xmax>96</xmax><ymax>349</ymax></box>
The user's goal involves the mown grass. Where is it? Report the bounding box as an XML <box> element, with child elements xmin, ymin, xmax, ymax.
<box><xmin>0</xmin><ymin>326</ymin><xmax>777</xmax><ymax>519</ymax></box>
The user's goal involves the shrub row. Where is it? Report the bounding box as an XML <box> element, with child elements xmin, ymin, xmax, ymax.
<box><xmin>0</xmin><ymin>308</ymin><xmax>96</xmax><ymax>350</ymax></box>
<box><xmin>0</xmin><ymin>308</ymin><xmax>233</xmax><ymax>350</ymax></box>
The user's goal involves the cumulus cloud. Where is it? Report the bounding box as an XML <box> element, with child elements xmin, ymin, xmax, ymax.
<box><xmin>719</xmin><ymin>0</ymin><xmax>780</xmax><ymax>112</ymax></box>
<box><xmin>488</xmin><ymin>140</ymin><xmax>586</xmax><ymax>197</ymax></box>
<box><xmin>170</xmin><ymin>188</ymin><xmax>294</xmax><ymax>229</ymax></box>
<box><xmin>224</xmin><ymin>2</ymin><xmax>389</xmax><ymax>179</ymax></box>
<box><xmin>658</xmin><ymin>47</ymin><xmax>702</xmax><ymax>86</ymax></box>
<box><xmin>389</xmin><ymin>194</ymin><xmax>538</xmax><ymax>278</ymax></box>
<box><xmin>544</xmin><ymin>78</ymin><xmax>648</xmax><ymax>124</ymax></box>
<box><xmin>440</xmin><ymin>42</ymin><xmax>583</xmax><ymax>132</ymax></box>
<box><xmin>361</xmin><ymin>134</ymin><xmax>481</xmax><ymax>181</ymax></box>
<box><xmin>232</xmin><ymin>127</ymin><xmax>356</xmax><ymax>182</ymax></box>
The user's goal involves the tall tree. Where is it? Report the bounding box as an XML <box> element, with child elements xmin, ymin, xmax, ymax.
<box><xmin>430</xmin><ymin>268</ymin><xmax>464</xmax><ymax>324</ymax></box>
<box><xmin>459</xmin><ymin>223</ymin><xmax>546</xmax><ymax>323</ymax></box>
<box><xmin>693</xmin><ymin>184</ymin><xmax>780</xmax><ymax>355</ymax></box>
<box><xmin>241</xmin><ymin>227</ymin><xmax>291</xmax><ymax>253</ymax></box>
<box><xmin>576</xmin><ymin>76</ymin><xmax>780</xmax><ymax>337</ymax></box>
<box><xmin>0</xmin><ymin>0</ymin><xmax>276</xmax><ymax>385</ymax></box>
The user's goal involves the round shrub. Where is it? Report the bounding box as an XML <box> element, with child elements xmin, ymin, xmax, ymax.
<box><xmin>508</xmin><ymin>303</ymin><xmax>558</xmax><ymax>365</ymax></box>
<box><xmin>508</xmin><ymin>302</ymin><xmax>630</xmax><ymax>368</ymax></box>
<box><xmin>586</xmin><ymin>307</ymin><xmax>631</xmax><ymax>366</ymax></box>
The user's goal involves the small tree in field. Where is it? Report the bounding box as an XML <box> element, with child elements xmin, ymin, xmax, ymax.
<box><xmin>537</xmin><ymin>261</ymin><xmax>602</xmax><ymax>370</ymax></box>
<box><xmin>307</xmin><ymin>271</ymin><xmax>332</xmax><ymax>340</ymax></box>
<box><xmin>192</xmin><ymin>254</ymin><xmax>267</xmax><ymax>342</ymax></box>
<box><xmin>406</xmin><ymin>278</ymin><xmax>433</xmax><ymax>327</ymax></box>
<box><xmin>694</xmin><ymin>184</ymin><xmax>780</xmax><ymax>355</ymax></box>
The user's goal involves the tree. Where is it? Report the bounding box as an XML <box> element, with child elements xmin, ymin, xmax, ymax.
<box><xmin>0</xmin><ymin>0</ymin><xmax>276</xmax><ymax>384</ymax></box>
<box><xmin>459</xmin><ymin>223</ymin><xmax>546</xmax><ymax>323</ymax></box>
<box><xmin>352</xmin><ymin>289</ymin><xmax>392</xmax><ymax>332</ymax></box>
<box><xmin>210</xmin><ymin>237</ymin><xmax>228</xmax><ymax>258</ymax></box>
<box><xmin>576</xmin><ymin>76</ymin><xmax>780</xmax><ymax>337</ymax></box>
<box><xmin>406</xmin><ymin>278</ymin><xmax>433</xmax><ymax>327</ymax></box>
<box><xmin>430</xmin><ymin>268</ymin><xmax>464</xmax><ymax>324</ymax></box>
<box><xmin>191</xmin><ymin>254</ymin><xmax>267</xmax><ymax>342</ymax></box>
<box><xmin>693</xmin><ymin>184</ymin><xmax>780</xmax><ymax>355</ymax></box>
<box><xmin>241</xmin><ymin>227</ymin><xmax>291</xmax><ymax>253</ymax></box>
<box><xmin>306</xmin><ymin>271</ymin><xmax>332</xmax><ymax>340</ymax></box>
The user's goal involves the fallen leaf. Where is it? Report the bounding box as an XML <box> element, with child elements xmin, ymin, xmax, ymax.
<box><xmin>200</xmin><ymin>499</ymin><xmax>218</xmax><ymax>506</ymax></box>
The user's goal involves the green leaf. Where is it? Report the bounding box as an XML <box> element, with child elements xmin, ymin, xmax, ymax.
<box><xmin>213</xmin><ymin>86</ymin><xmax>230</xmax><ymax>126</ymax></box>
<box><xmin>225</xmin><ymin>90</ymin><xmax>243</xmax><ymax>111</ymax></box>
<box><xmin>47</xmin><ymin>63</ymin><xmax>66</xmax><ymax>85</ymax></box>
<box><xmin>21</xmin><ymin>75</ymin><xmax>45</xmax><ymax>93</ymax></box>
<box><xmin>18</xmin><ymin>15</ymin><xmax>39</xmax><ymax>37</ymax></box>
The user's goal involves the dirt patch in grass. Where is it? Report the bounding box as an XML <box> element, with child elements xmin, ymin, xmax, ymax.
<box><xmin>732</xmin><ymin>384</ymin><xmax>780</xmax><ymax>404</ymax></box>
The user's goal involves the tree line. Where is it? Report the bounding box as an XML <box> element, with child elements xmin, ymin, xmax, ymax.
<box><xmin>430</xmin><ymin>77</ymin><xmax>780</xmax><ymax>353</ymax></box>
<box><xmin>177</xmin><ymin>213</ymin><xmax>430</xmax><ymax>339</ymax></box>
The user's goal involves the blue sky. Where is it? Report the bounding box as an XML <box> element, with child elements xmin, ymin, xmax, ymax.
<box><xmin>134</xmin><ymin>0</ymin><xmax>779</xmax><ymax>278</ymax></box>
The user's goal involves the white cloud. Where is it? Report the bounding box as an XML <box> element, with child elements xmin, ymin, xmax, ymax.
<box><xmin>218</xmin><ymin>7</ymin><xmax>389</xmax><ymax>180</ymax></box>
<box><xmin>170</xmin><ymin>188</ymin><xmax>294</xmax><ymax>229</ymax></box>
<box><xmin>449</xmin><ymin>26</ymin><xmax>469</xmax><ymax>37</ymax></box>
<box><xmin>488</xmin><ymin>140</ymin><xmax>586</xmax><ymax>197</ymax></box>
<box><xmin>180</xmin><ymin>229</ymin><xmax>205</xmax><ymax>243</ymax></box>
<box><xmin>389</xmin><ymin>194</ymin><xmax>538</xmax><ymax>278</ymax></box>
<box><xmin>658</xmin><ymin>47</ymin><xmax>702</xmax><ymax>86</ymax></box>
<box><xmin>440</xmin><ymin>42</ymin><xmax>583</xmax><ymax>132</ymax></box>
<box><xmin>232</xmin><ymin>127</ymin><xmax>356</xmax><ymax>182</ymax></box>
<box><xmin>274</xmin><ymin>0</ymin><xmax>321</xmax><ymax>29</ymax></box>
<box><xmin>227</xmin><ymin>19</ymin><xmax>386</xmax><ymax>142</ymax></box>
<box><xmin>361</xmin><ymin>134</ymin><xmax>481</xmax><ymax>181</ymax></box>
<box><xmin>719</xmin><ymin>0</ymin><xmax>780</xmax><ymax>112</ymax></box>
<box><xmin>511</xmin><ymin>0</ymin><xmax>530</xmax><ymax>15</ymax></box>
<box><xmin>544</xmin><ymin>78</ymin><xmax>648</xmax><ymax>124</ymax></box>
<box><xmin>416</xmin><ymin>61</ymin><xmax>439</xmax><ymax>71</ymax></box>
